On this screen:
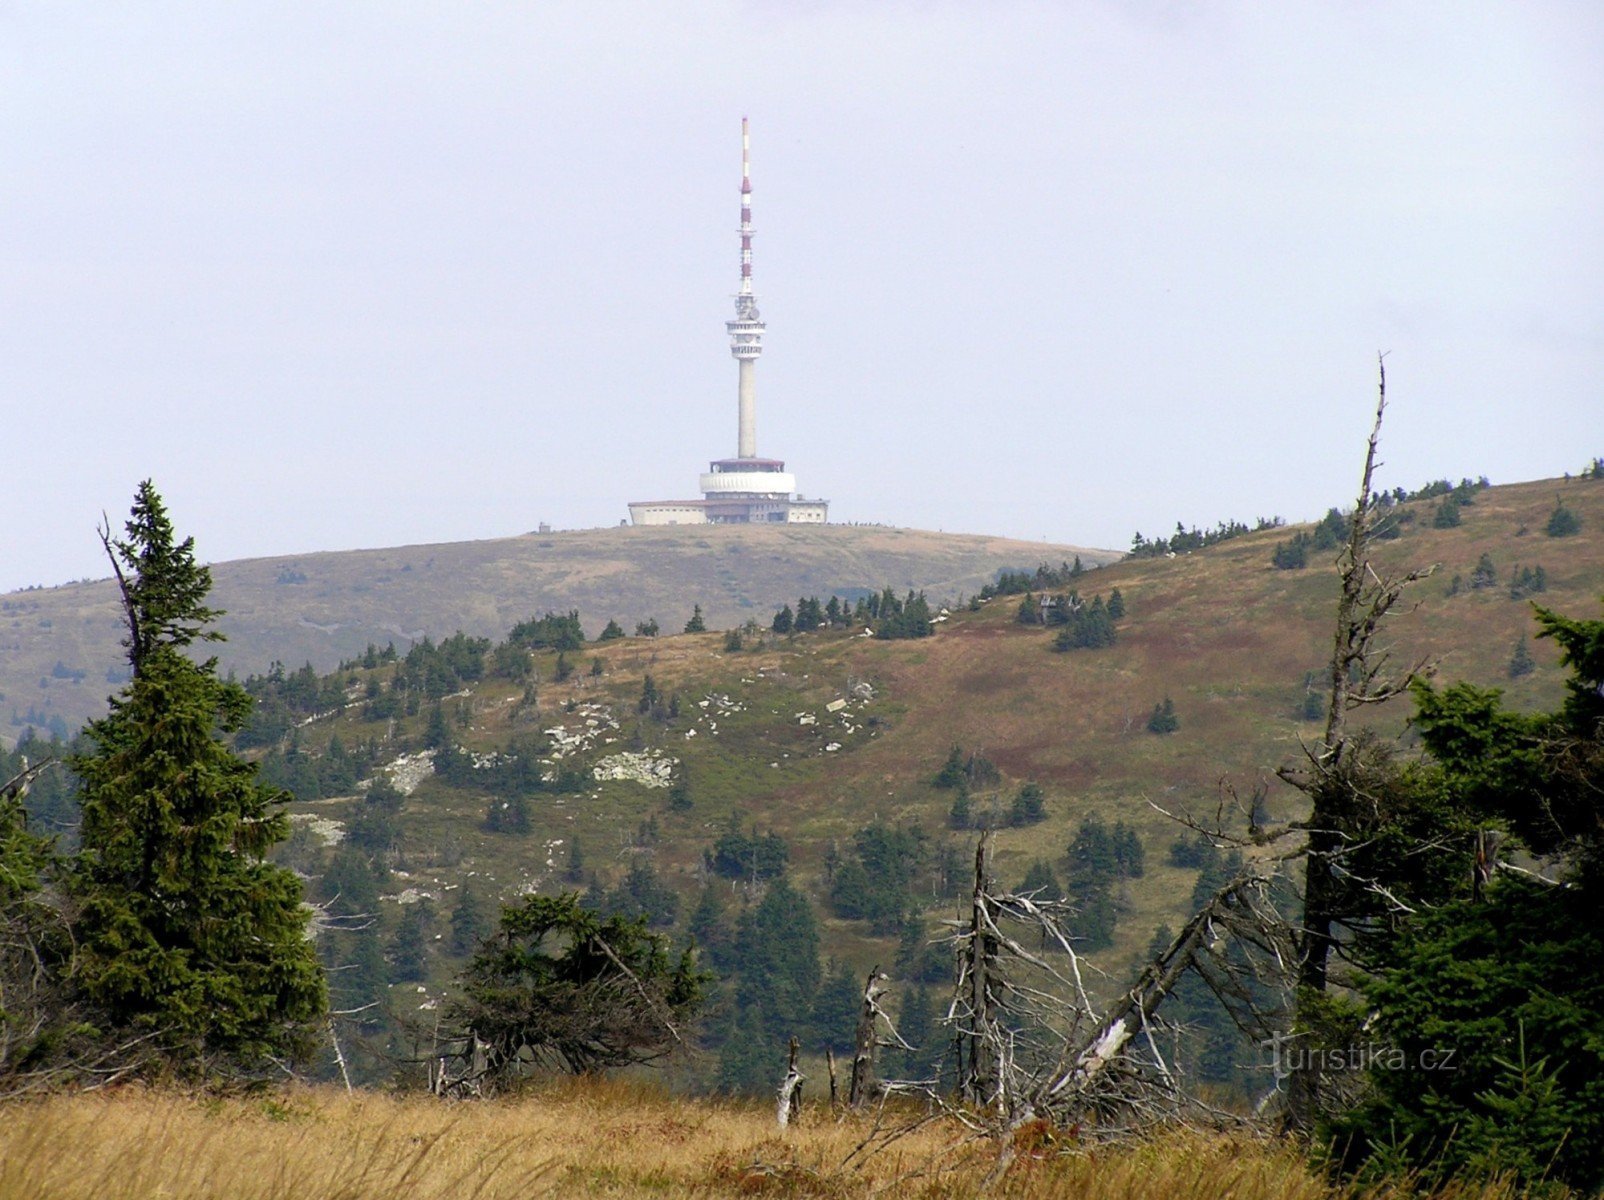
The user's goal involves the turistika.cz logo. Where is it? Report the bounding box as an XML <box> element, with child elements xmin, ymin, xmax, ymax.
<box><xmin>1260</xmin><ymin>1032</ymin><xmax>1458</xmax><ymax>1081</ymax></box>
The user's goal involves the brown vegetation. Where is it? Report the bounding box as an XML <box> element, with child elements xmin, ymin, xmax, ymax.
<box><xmin>0</xmin><ymin>1079</ymin><xmax>1552</xmax><ymax>1199</ymax></box>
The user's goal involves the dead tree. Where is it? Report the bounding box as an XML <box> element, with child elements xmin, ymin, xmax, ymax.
<box><xmin>1041</xmin><ymin>867</ymin><xmax>1280</xmax><ymax>1109</ymax></box>
<box><xmin>777</xmin><ymin>1036</ymin><xmax>804</xmax><ymax>1128</ymax></box>
<box><xmin>1276</xmin><ymin>356</ymin><xmax>1434</xmax><ymax>1132</ymax></box>
<box><xmin>848</xmin><ymin>968</ymin><xmax>883</xmax><ymax>1107</ymax></box>
<box><xmin>938</xmin><ymin>833</ymin><xmax>1104</xmax><ymax>1127</ymax></box>
<box><xmin>890</xmin><ymin>830</ymin><xmax>1296</xmax><ymax>1144</ymax></box>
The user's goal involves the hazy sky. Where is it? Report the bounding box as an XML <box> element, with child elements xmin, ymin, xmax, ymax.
<box><xmin>5</xmin><ymin>3</ymin><xmax>1601</xmax><ymax>593</ymax></box>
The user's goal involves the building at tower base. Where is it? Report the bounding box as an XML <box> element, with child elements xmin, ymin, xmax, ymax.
<box><xmin>629</xmin><ymin>458</ymin><xmax>828</xmax><ymax>526</ymax></box>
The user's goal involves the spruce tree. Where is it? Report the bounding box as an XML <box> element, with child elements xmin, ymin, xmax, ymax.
<box><xmin>71</xmin><ymin>482</ymin><xmax>325</xmax><ymax>1072</ymax></box>
<box><xmin>1508</xmin><ymin>634</ymin><xmax>1536</xmax><ymax>679</ymax></box>
<box><xmin>1544</xmin><ymin>500</ymin><xmax>1581</xmax><ymax>537</ymax></box>
<box><xmin>1146</xmin><ymin>696</ymin><xmax>1179</xmax><ymax>734</ymax></box>
<box><xmin>683</xmin><ymin>605</ymin><xmax>706</xmax><ymax>634</ymax></box>
<box><xmin>449</xmin><ymin>884</ymin><xmax>497</xmax><ymax>957</ymax></box>
<box><xmin>895</xmin><ymin>983</ymin><xmax>938</xmax><ymax>1079</ymax></box>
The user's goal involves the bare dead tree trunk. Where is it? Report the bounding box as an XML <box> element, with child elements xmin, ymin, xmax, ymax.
<box><xmin>328</xmin><ymin>1019</ymin><xmax>353</xmax><ymax>1094</ymax></box>
<box><xmin>1277</xmin><ymin>355</ymin><xmax>1433</xmax><ymax>1134</ymax></box>
<box><xmin>848</xmin><ymin>967</ymin><xmax>886</xmax><ymax>1108</ymax></box>
<box><xmin>959</xmin><ymin>834</ymin><xmax>1000</xmax><ymax>1108</ymax></box>
<box><xmin>777</xmin><ymin>1036</ymin><xmax>804</xmax><ymax>1129</ymax></box>
<box><xmin>825</xmin><ymin>1047</ymin><xmax>839</xmax><ymax>1111</ymax></box>
<box><xmin>1043</xmin><ymin>869</ymin><xmax>1261</xmax><ymax>1104</ymax></box>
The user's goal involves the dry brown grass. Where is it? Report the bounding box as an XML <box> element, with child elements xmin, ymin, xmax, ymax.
<box><xmin>0</xmin><ymin>1080</ymin><xmax>1544</xmax><ymax>1200</ymax></box>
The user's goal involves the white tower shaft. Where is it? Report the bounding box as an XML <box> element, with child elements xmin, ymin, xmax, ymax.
<box><xmin>726</xmin><ymin>116</ymin><xmax>765</xmax><ymax>460</ymax></box>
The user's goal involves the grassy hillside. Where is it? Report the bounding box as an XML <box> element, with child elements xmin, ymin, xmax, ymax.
<box><xmin>204</xmin><ymin>474</ymin><xmax>1604</xmax><ymax>1070</ymax></box>
<box><xmin>0</xmin><ymin>1079</ymin><xmax>1541</xmax><ymax>1200</ymax></box>
<box><xmin>0</xmin><ymin>523</ymin><xmax>1117</xmax><ymax>743</ymax></box>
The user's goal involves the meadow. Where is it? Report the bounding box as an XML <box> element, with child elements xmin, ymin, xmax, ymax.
<box><xmin>0</xmin><ymin>1079</ymin><xmax>1561</xmax><ymax>1200</ymax></box>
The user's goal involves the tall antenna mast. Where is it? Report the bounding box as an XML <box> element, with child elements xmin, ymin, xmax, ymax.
<box><xmin>726</xmin><ymin>116</ymin><xmax>765</xmax><ymax>459</ymax></box>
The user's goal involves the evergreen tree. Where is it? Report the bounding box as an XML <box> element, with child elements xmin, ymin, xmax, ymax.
<box><xmin>933</xmin><ymin>745</ymin><xmax>966</xmax><ymax>789</ymax></box>
<box><xmin>1067</xmin><ymin>815</ymin><xmax>1116</xmax><ymax>881</ymax></box>
<box><xmin>345</xmin><ymin>778</ymin><xmax>404</xmax><ymax>861</ymax></box>
<box><xmin>1545</xmin><ymin>500</ymin><xmax>1581</xmax><ymax>537</ymax></box>
<box><xmin>1508</xmin><ymin>634</ymin><xmax>1537</xmax><ymax>679</ymax></box>
<box><xmin>388</xmin><ymin>901</ymin><xmax>432</xmax><ymax>983</ymax></box>
<box><xmin>723</xmin><ymin>629</ymin><xmax>744</xmax><ymax>652</ymax></box>
<box><xmin>708</xmin><ymin>818</ymin><xmax>790</xmax><ymax>881</ymax></box>
<box><xmin>1069</xmin><ymin>878</ymin><xmax>1117</xmax><ymax>951</ymax></box>
<box><xmin>714</xmin><ymin>1001</ymin><xmax>776</xmax><ymax>1095</ymax></box>
<box><xmin>1106</xmin><ymin>587</ymin><xmax>1126</xmax><ymax>620</ymax></box>
<box><xmin>1016</xmin><ymin>592</ymin><xmax>1040</xmax><ymax>625</ymax></box>
<box><xmin>667</xmin><ymin>765</ymin><xmax>692</xmax><ymax>812</ymax></box>
<box><xmin>449</xmin><ymin>884</ymin><xmax>497</xmax><ymax>957</ymax></box>
<box><xmin>1469</xmin><ymin>552</ymin><xmax>1497</xmax><ymax>590</ymax></box>
<box><xmin>598</xmin><ymin>619</ymin><xmax>626</xmax><ymax>641</ymax></box>
<box><xmin>683</xmin><ymin>605</ymin><xmax>706</xmax><ymax>634</ymax></box>
<box><xmin>563</xmin><ymin>836</ymin><xmax>585</xmax><ymax>884</ymax></box>
<box><xmin>423</xmin><ymin>702</ymin><xmax>451</xmax><ymax>750</ymax></box>
<box><xmin>895</xmin><ymin>984</ymin><xmax>939</xmax><ymax>1080</ymax></box>
<box><xmin>732</xmin><ymin>877</ymin><xmax>822</xmax><ymax>1049</ymax></box>
<box><xmin>794</xmin><ymin>596</ymin><xmax>825</xmax><ymax>632</ymax></box>
<box><xmin>946</xmin><ymin>787</ymin><xmax>972</xmax><ymax>831</ymax></box>
<box><xmin>638</xmin><ymin>674</ymin><xmax>660</xmax><ymax>714</ymax></box>
<box><xmin>449</xmin><ymin>893</ymin><xmax>705</xmax><ymax>1079</ymax></box>
<box><xmin>1146</xmin><ymin>696</ymin><xmax>1179</xmax><ymax>734</ymax></box>
<box><xmin>71</xmin><ymin>482</ymin><xmax>324</xmax><ymax>1072</ymax></box>
<box><xmin>1508</xmin><ymin>564</ymin><xmax>1548</xmax><ymax>599</ymax></box>
<box><xmin>1008</xmin><ymin>782</ymin><xmax>1047</xmax><ymax>826</ymax></box>
<box><xmin>1111</xmin><ymin>820</ymin><xmax>1145</xmax><ymax>878</ymax></box>
<box><xmin>1271</xmin><ymin>534</ymin><xmax>1309</xmax><ymax>570</ymax></box>
<box><xmin>634</xmin><ymin>618</ymin><xmax>660</xmax><ymax>637</ymax></box>
<box><xmin>605</xmin><ymin>860</ymin><xmax>680</xmax><ymax>928</ymax></box>
<box><xmin>1017</xmin><ymin>859</ymin><xmax>1062</xmax><ymax>897</ymax></box>
<box><xmin>0</xmin><ymin>761</ymin><xmax>76</xmax><ymax>1078</ymax></box>
<box><xmin>483</xmin><ymin>793</ymin><xmax>531</xmax><ymax>835</ymax></box>
<box><xmin>771</xmin><ymin>604</ymin><xmax>794</xmax><ymax>634</ymax></box>
<box><xmin>810</xmin><ymin>960</ymin><xmax>862</xmax><ymax>1053</ymax></box>
<box><xmin>687</xmin><ymin>883</ymin><xmax>736</xmax><ymax>974</ymax></box>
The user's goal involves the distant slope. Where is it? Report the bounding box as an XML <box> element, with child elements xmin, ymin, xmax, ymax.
<box><xmin>248</xmin><ymin>474</ymin><xmax>1603</xmax><ymax>994</ymax></box>
<box><xmin>0</xmin><ymin>523</ymin><xmax>1117</xmax><ymax>742</ymax></box>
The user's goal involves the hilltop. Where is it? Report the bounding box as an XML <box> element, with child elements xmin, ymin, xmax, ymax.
<box><xmin>0</xmin><ymin>523</ymin><xmax>1117</xmax><ymax>743</ymax></box>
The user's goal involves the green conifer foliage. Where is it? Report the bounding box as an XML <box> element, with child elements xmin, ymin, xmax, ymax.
<box><xmin>449</xmin><ymin>884</ymin><xmax>497</xmax><ymax>957</ymax></box>
<box><xmin>1507</xmin><ymin>634</ymin><xmax>1536</xmax><ymax>679</ymax></box>
<box><xmin>71</xmin><ymin>482</ymin><xmax>325</xmax><ymax>1073</ymax></box>
<box><xmin>1544</xmin><ymin>500</ymin><xmax>1581</xmax><ymax>537</ymax></box>
<box><xmin>1146</xmin><ymin>697</ymin><xmax>1180</xmax><ymax>734</ymax></box>
<box><xmin>895</xmin><ymin>983</ymin><xmax>939</xmax><ymax>1079</ymax></box>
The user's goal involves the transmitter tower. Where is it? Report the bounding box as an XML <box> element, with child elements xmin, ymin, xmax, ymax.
<box><xmin>629</xmin><ymin>120</ymin><xmax>828</xmax><ymax>526</ymax></box>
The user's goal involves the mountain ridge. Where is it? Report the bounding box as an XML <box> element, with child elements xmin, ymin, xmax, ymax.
<box><xmin>1</xmin><ymin>522</ymin><xmax>1119</xmax><ymax>743</ymax></box>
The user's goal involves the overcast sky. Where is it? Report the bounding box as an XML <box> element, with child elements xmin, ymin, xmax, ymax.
<box><xmin>4</xmin><ymin>3</ymin><xmax>1600</xmax><ymax>593</ymax></box>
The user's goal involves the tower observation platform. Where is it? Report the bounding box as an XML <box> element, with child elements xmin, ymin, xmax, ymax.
<box><xmin>628</xmin><ymin>119</ymin><xmax>828</xmax><ymax>527</ymax></box>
